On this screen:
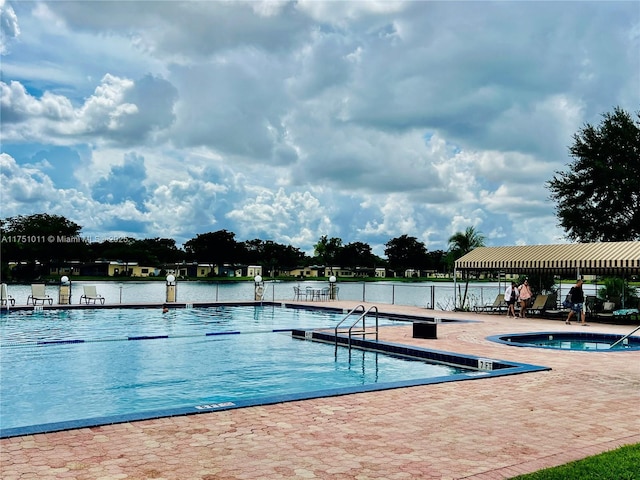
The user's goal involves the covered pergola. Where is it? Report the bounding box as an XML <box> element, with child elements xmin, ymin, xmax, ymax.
<box><xmin>455</xmin><ymin>241</ymin><xmax>640</xmax><ymax>276</ymax></box>
<box><xmin>453</xmin><ymin>241</ymin><xmax>640</xmax><ymax>309</ymax></box>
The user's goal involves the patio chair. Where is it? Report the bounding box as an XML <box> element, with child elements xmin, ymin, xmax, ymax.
<box><xmin>584</xmin><ymin>295</ymin><xmax>603</xmax><ymax>320</ymax></box>
<box><xmin>474</xmin><ymin>294</ymin><xmax>505</xmax><ymax>313</ymax></box>
<box><xmin>293</xmin><ymin>286</ymin><xmax>307</xmax><ymax>300</ymax></box>
<box><xmin>27</xmin><ymin>284</ymin><xmax>53</xmax><ymax>305</ymax></box>
<box><xmin>542</xmin><ymin>293</ymin><xmax>572</xmax><ymax>319</ymax></box>
<box><xmin>319</xmin><ymin>287</ymin><xmax>330</xmax><ymax>301</ymax></box>
<box><xmin>80</xmin><ymin>285</ymin><xmax>105</xmax><ymax>305</ymax></box>
<box><xmin>1</xmin><ymin>283</ymin><xmax>15</xmax><ymax>307</ymax></box>
<box><xmin>596</xmin><ymin>301</ymin><xmax>617</xmax><ymax>320</ymax></box>
<box><xmin>528</xmin><ymin>294</ymin><xmax>549</xmax><ymax>316</ymax></box>
<box><xmin>306</xmin><ymin>286</ymin><xmax>319</xmax><ymax>300</ymax></box>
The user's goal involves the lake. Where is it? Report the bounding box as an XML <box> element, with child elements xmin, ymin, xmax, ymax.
<box><xmin>2</xmin><ymin>279</ymin><xmax>598</xmax><ymax>310</ymax></box>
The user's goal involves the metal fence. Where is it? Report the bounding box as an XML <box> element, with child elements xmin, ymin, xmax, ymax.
<box><xmin>4</xmin><ymin>280</ymin><xmax>592</xmax><ymax>310</ymax></box>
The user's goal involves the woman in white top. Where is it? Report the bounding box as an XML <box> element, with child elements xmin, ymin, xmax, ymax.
<box><xmin>504</xmin><ymin>282</ymin><xmax>519</xmax><ymax>317</ymax></box>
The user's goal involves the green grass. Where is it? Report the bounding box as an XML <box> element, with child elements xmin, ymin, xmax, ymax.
<box><xmin>511</xmin><ymin>443</ymin><xmax>640</xmax><ymax>480</ymax></box>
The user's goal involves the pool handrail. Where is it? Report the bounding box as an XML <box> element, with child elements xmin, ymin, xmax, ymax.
<box><xmin>610</xmin><ymin>325</ymin><xmax>640</xmax><ymax>349</ymax></box>
<box><xmin>334</xmin><ymin>304</ymin><xmax>379</xmax><ymax>351</ymax></box>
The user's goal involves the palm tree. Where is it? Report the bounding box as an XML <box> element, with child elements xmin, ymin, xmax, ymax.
<box><xmin>448</xmin><ymin>226</ymin><xmax>485</xmax><ymax>310</ymax></box>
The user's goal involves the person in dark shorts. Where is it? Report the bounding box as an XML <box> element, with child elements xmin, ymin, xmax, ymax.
<box><xmin>566</xmin><ymin>279</ymin><xmax>588</xmax><ymax>326</ymax></box>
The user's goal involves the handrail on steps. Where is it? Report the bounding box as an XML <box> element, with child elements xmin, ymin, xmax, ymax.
<box><xmin>334</xmin><ymin>304</ymin><xmax>379</xmax><ymax>350</ymax></box>
<box><xmin>610</xmin><ymin>325</ymin><xmax>640</xmax><ymax>349</ymax></box>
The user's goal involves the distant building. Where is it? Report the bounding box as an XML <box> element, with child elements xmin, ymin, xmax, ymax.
<box><xmin>48</xmin><ymin>262</ymin><xmax>81</xmax><ymax>277</ymax></box>
<box><xmin>246</xmin><ymin>265</ymin><xmax>262</xmax><ymax>278</ymax></box>
<box><xmin>289</xmin><ymin>266</ymin><xmax>323</xmax><ymax>278</ymax></box>
<box><xmin>325</xmin><ymin>266</ymin><xmax>355</xmax><ymax>278</ymax></box>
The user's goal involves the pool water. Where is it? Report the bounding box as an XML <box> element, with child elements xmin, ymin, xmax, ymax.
<box><xmin>523</xmin><ymin>339</ymin><xmax>627</xmax><ymax>350</ymax></box>
<box><xmin>487</xmin><ymin>332</ymin><xmax>640</xmax><ymax>351</ymax></box>
<box><xmin>0</xmin><ymin>305</ymin><xmax>362</xmax><ymax>344</ymax></box>
<box><xmin>2</xmin><ymin>305</ymin><xmax>473</xmax><ymax>434</ymax></box>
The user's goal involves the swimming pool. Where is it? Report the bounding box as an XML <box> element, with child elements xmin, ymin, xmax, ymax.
<box><xmin>487</xmin><ymin>332</ymin><xmax>640</xmax><ymax>351</ymax></box>
<box><xmin>1</xmin><ymin>305</ymin><xmax>548</xmax><ymax>438</ymax></box>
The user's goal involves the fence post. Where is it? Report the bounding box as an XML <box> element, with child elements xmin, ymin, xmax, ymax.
<box><xmin>166</xmin><ymin>274</ymin><xmax>176</xmax><ymax>303</ymax></box>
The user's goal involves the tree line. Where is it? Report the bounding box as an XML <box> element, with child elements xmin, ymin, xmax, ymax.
<box><xmin>1</xmin><ymin>214</ymin><xmax>483</xmax><ymax>281</ymax></box>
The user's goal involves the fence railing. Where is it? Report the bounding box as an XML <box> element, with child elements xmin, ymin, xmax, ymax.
<box><xmin>4</xmin><ymin>280</ymin><xmax>592</xmax><ymax>310</ymax></box>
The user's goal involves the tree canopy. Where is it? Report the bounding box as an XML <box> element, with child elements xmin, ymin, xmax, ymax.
<box><xmin>547</xmin><ymin>106</ymin><xmax>640</xmax><ymax>242</ymax></box>
<box><xmin>384</xmin><ymin>234</ymin><xmax>428</xmax><ymax>273</ymax></box>
<box><xmin>447</xmin><ymin>226</ymin><xmax>485</xmax><ymax>261</ymax></box>
<box><xmin>1</xmin><ymin>213</ymin><xmax>452</xmax><ymax>280</ymax></box>
<box><xmin>0</xmin><ymin>214</ymin><xmax>84</xmax><ymax>279</ymax></box>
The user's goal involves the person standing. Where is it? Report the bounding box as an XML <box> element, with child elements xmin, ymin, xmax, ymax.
<box><xmin>518</xmin><ymin>279</ymin><xmax>532</xmax><ymax>318</ymax></box>
<box><xmin>566</xmin><ymin>279</ymin><xmax>588</xmax><ymax>325</ymax></box>
<box><xmin>505</xmin><ymin>281</ymin><xmax>519</xmax><ymax>317</ymax></box>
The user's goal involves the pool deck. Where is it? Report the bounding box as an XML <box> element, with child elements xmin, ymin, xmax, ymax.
<box><xmin>1</xmin><ymin>301</ymin><xmax>639</xmax><ymax>479</ymax></box>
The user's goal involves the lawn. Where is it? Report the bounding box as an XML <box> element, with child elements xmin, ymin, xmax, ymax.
<box><xmin>511</xmin><ymin>443</ymin><xmax>640</xmax><ymax>480</ymax></box>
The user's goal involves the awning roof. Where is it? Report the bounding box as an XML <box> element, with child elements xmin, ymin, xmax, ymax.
<box><xmin>455</xmin><ymin>241</ymin><xmax>640</xmax><ymax>276</ymax></box>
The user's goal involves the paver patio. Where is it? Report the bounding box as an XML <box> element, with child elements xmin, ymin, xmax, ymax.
<box><xmin>1</xmin><ymin>301</ymin><xmax>639</xmax><ymax>479</ymax></box>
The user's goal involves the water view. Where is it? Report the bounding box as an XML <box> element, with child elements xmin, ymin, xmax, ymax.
<box><xmin>3</xmin><ymin>280</ymin><xmax>598</xmax><ymax>310</ymax></box>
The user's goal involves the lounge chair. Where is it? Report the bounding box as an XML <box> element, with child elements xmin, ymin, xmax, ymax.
<box><xmin>596</xmin><ymin>301</ymin><xmax>617</xmax><ymax>321</ymax></box>
<box><xmin>528</xmin><ymin>294</ymin><xmax>550</xmax><ymax>316</ymax></box>
<box><xmin>80</xmin><ymin>285</ymin><xmax>105</xmax><ymax>305</ymax></box>
<box><xmin>584</xmin><ymin>295</ymin><xmax>603</xmax><ymax>320</ymax></box>
<box><xmin>1</xmin><ymin>283</ymin><xmax>15</xmax><ymax>307</ymax></box>
<box><xmin>474</xmin><ymin>294</ymin><xmax>506</xmax><ymax>313</ymax></box>
<box><xmin>540</xmin><ymin>293</ymin><xmax>570</xmax><ymax>318</ymax></box>
<box><xmin>27</xmin><ymin>284</ymin><xmax>53</xmax><ymax>305</ymax></box>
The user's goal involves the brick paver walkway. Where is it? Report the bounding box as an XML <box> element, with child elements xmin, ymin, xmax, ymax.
<box><xmin>1</xmin><ymin>302</ymin><xmax>639</xmax><ymax>479</ymax></box>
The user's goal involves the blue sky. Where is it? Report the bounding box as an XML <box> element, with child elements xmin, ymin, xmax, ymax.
<box><xmin>1</xmin><ymin>0</ymin><xmax>638</xmax><ymax>255</ymax></box>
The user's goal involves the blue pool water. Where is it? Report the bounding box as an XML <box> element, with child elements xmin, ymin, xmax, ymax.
<box><xmin>487</xmin><ymin>332</ymin><xmax>640</xmax><ymax>351</ymax></box>
<box><xmin>1</xmin><ymin>304</ymin><xmax>357</xmax><ymax>344</ymax></box>
<box><xmin>1</xmin><ymin>305</ymin><xmax>546</xmax><ymax>437</ymax></box>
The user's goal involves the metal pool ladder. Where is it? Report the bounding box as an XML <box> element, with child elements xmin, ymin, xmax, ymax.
<box><xmin>334</xmin><ymin>304</ymin><xmax>379</xmax><ymax>351</ymax></box>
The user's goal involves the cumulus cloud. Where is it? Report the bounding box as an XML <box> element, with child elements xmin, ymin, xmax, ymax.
<box><xmin>1</xmin><ymin>74</ymin><xmax>177</xmax><ymax>146</ymax></box>
<box><xmin>91</xmin><ymin>152</ymin><xmax>148</xmax><ymax>206</ymax></box>
<box><xmin>0</xmin><ymin>1</ymin><xmax>638</xmax><ymax>253</ymax></box>
<box><xmin>227</xmin><ymin>187</ymin><xmax>329</xmax><ymax>242</ymax></box>
<box><xmin>0</xmin><ymin>0</ymin><xmax>19</xmax><ymax>55</ymax></box>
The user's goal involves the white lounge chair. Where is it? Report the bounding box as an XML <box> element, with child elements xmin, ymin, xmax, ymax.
<box><xmin>27</xmin><ymin>284</ymin><xmax>53</xmax><ymax>305</ymax></box>
<box><xmin>1</xmin><ymin>283</ymin><xmax>15</xmax><ymax>307</ymax></box>
<box><xmin>80</xmin><ymin>285</ymin><xmax>105</xmax><ymax>305</ymax></box>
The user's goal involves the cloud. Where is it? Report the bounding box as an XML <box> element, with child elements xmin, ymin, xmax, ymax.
<box><xmin>0</xmin><ymin>0</ymin><xmax>20</xmax><ymax>55</ymax></box>
<box><xmin>0</xmin><ymin>74</ymin><xmax>177</xmax><ymax>146</ymax></box>
<box><xmin>0</xmin><ymin>1</ymin><xmax>638</xmax><ymax>254</ymax></box>
<box><xmin>91</xmin><ymin>152</ymin><xmax>148</xmax><ymax>206</ymax></box>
